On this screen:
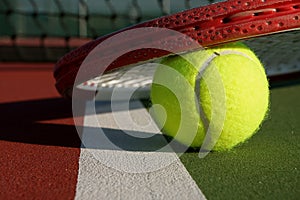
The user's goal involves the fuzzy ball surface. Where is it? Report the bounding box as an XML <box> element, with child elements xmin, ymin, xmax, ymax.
<box><xmin>150</xmin><ymin>42</ymin><xmax>269</xmax><ymax>151</ymax></box>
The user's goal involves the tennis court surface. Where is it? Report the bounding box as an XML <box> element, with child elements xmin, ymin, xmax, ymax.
<box><xmin>0</xmin><ymin>62</ymin><xmax>299</xmax><ymax>199</ymax></box>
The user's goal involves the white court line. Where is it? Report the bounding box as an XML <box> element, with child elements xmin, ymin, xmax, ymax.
<box><xmin>75</xmin><ymin>100</ymin><xmax>206</xmax><ymax>200</ymax></box>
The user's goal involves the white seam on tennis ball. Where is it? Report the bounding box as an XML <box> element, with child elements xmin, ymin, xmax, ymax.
<box><xmin>194</xmin><ymin>50</ymin><xmax>257</xmax><ymax>154</ymax></box>
<box><xmin>194</xmin><ymin>53</ymin><xmax>219</xmax><ymax>132</ymax></box>
<box><xmin>217</xmin><ymin>50</ymin><xmax>256</xmax><ymax>62</ymax></box>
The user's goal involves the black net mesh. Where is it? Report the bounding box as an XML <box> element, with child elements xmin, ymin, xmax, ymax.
<box><xmin>0</xmin><ymin>0</ymin><xmax>219</xmax><ymax>62</ymax></box>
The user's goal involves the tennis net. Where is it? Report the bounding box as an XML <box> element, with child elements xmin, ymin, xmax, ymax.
<box><xmin>0</xmin><ymin>0</ymin><xmax>217</xmax><ymax>62</ymax></box>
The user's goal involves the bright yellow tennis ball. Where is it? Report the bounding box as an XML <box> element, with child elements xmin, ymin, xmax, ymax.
<box><xmin>150</xmin><ymin>42</ymin><xmax>269</xmax><ymax>151</ymax></box>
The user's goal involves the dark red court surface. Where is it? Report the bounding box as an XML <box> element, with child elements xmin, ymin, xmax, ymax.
<box><xmin>0</xmin><ymin>63</ymin><xmax>81</xmax><ymax>199</ymax></box>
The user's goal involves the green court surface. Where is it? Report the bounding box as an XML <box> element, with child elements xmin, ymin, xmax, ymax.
<box><xmin>180</xmin><ymin>83</ymin><xmax>300</xmax><ymax>199</ymax></box>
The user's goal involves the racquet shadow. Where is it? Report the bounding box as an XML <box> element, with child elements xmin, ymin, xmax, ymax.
<box><xmin>0</xmin><ymin>97</ymin><xmax>189</xmax><ymax>152</ymax></box>
<box><xmin>0</xmin><ymin>98</ymin><xmax>81</xmax><ymax>148</ymax></box>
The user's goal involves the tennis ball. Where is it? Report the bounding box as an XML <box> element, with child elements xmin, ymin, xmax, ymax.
<box><xmin>150</xmin><ymin>42</ymin><xmax>269</xmax><ymax>151</ymax></box>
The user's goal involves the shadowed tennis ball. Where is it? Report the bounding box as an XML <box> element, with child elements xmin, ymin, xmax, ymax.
<box><xmin>150</xmin><ymin>42</ymin><xmax>269</xmax><ymax>151</ymax></box>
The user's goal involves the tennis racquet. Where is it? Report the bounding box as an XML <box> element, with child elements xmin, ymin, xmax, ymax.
<box><xmin>54</xmin><ymin>0</ymin><xmax>300</xmax><ymax>100</ymax></box>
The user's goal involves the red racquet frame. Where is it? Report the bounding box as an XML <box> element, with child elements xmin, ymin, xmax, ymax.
<box><xmin>54</xmin><ymin>0</ymin><xmax>300</xmax><ymax>97</ymax></box>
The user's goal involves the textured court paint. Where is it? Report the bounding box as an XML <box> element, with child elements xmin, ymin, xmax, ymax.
<box><xmin>180</xmin><ymin>84</ymin><xmax>300</xmax><ymax>200</ymax></box>
<box><xmin>0</xmin><ymin>65</ymin><xmax>80</xmax><ymax>199</ymax></box>
<box><xmin>75</xmin><ymin>101</ymin><xmax>206</xmax><ymax>200</ymax></box>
